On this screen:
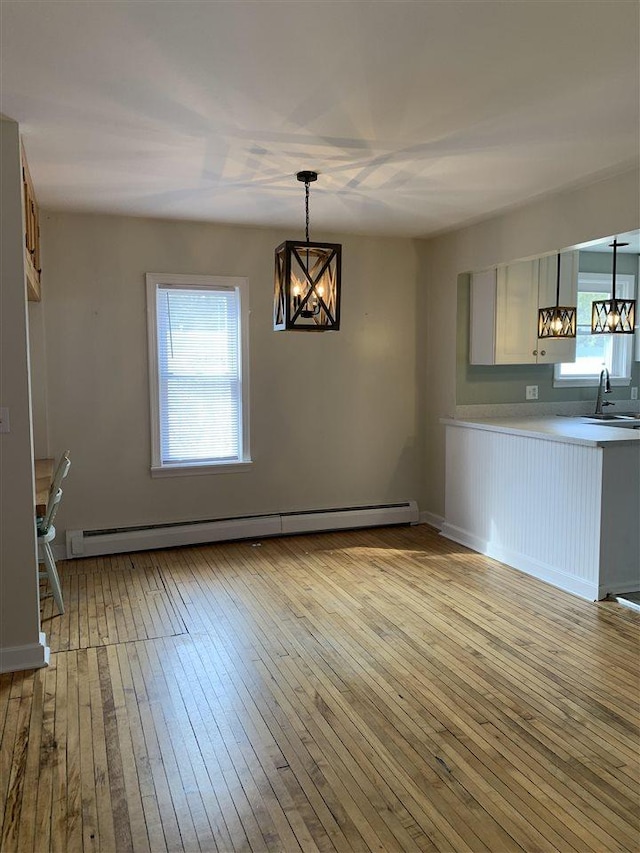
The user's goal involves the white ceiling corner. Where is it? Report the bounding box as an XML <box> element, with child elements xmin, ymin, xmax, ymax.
<box><xmin>1</xmin><ymin>0</ymin><xmax>638</xmax><ymax>238</ymax></box>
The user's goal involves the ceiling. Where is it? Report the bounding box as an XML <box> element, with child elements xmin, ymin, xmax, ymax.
<box><xmin>1</xmin><ymin>0</ymin><xmax>639</xmax><ymax>238</ymax></box>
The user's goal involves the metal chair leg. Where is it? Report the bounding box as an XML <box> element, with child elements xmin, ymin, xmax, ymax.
<box><xmin>43</xmin><ymin>541</ymin><xmax>65</xmax><ymax>615</ymax></box>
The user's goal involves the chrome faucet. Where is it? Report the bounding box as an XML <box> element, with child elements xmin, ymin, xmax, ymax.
<box><xmin>594</xmin><ymin>368</ymin><xmax>614</xmax><ymax>415</ymax></box>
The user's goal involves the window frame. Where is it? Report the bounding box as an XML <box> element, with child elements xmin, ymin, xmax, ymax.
<box><xmin>553</xmin><ymin>272</ymin><xmax>635</xmax><ymax>388</ymax></box>
<box><xmin>146</xmin><ymin>272</ymin><xmax>251</xmax><ymax>477</ymax></box>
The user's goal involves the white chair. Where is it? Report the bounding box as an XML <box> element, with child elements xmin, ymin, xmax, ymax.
<box><xmin>36</xmin><ymin>450</ymin><xmax>71</xmax><ymax>528</ymax></box>
<box><xmin>37</xmin><ymin>450</ymin><xmax>71</xmax><ymax>616</ymax></box>
<box><xmin>38</xmin><ymin>487</ymin><xmax>65</xmax><ymax>615</ymax></box>
<box><xmin>49</xmin><ymin>450</ymin><xmax>71</xmax><ymax>499</ymax></box>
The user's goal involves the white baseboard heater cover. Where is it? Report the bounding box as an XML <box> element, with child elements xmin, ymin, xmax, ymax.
<box><xmin>66</xmin><ymin>501</ymin><xmax>419</xmax><ymax>559</ymax></box>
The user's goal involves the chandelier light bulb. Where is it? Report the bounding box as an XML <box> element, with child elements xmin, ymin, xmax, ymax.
<box><xmin>551</xmin><ymin>315</ymin><xmax>563</xmax><ymax>334</ymax></box>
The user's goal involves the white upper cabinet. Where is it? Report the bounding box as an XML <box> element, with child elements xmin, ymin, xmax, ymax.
<box><xmin>470</xmin><ymin>251</ymin><xmax>578</xmax><ymax>365</ymax></box>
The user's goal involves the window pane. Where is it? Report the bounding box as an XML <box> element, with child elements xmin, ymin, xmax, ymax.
<box><xmin>156</xmin><ymin>286</ymin><xmax>241</xmax><ymax>464</ymax></box>
<box><xmin>559</xmin><ymin>284</ymin><xmax>610</xmax><ymax>377</ymax></box>
<box><xmin>557</xmin><ymin>273</ymin><xmax>634</xmax><ymax>381</ymax></box>
<box><xmin>565</xmin><ymin>327</ymin><xmax>612</xmax><ymax>374</ymax></box>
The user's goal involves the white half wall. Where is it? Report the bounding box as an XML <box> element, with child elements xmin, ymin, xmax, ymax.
<box><xmin>39</xmin><ymin>213</ymin><xmax>422</xmax><ymax>538</ymax></box>
<box><xmin>442</xmin><ymin>424</ymin><xmax>604</xmax><ymax>600</ymax></box>
<box><xmin>442</xmin><ymin>422</ymin><xmax>640</xmax><ymax>600</ymax></box>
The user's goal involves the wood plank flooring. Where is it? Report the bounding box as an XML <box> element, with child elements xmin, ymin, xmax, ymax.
<box><xmin>1</xmin><ymin>524</ymin><xmax>639</xmax><ymax>852</ymax></box>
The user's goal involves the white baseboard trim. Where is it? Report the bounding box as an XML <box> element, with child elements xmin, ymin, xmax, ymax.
<box><xmin>599</xmin><ymin>577</ymin><xmax>640</xmax><ymax>598</ymax></box>
<box><xmin>51</xmin><ymin>542</ymin><xmax>67</xmax><ymax>561</ymax></box>
<box><xmin>0</xmin><ymin>631</ymin><xmax>50</xmax><ymax>674</ymax></box>
<box><xmin>440</xmin><ymin>523</ymin><xmax>483</xmax><ymax>552</ymax></box>
<box><xmin>440</xmin><ymin>523</ymin><xmax>600</xmax><ymax>601</ymax></box>
<box><xmin>418</xmin><ymin>511</ymin><xmax>444</xmax><ymax>530</ymax></box>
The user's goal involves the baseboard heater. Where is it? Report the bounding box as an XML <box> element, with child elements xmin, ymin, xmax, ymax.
<box><xmin>65</xmin><ymin>500</ymin><xmax>419</xmax><ymax>559</ymax></box>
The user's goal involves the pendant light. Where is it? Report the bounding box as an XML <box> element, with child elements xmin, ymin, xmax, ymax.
<box><xmin>591</xmin><ymin>239</ymin><xmax>635</xmax><ymax>334</ymax></box>
<box><xmin>538</xmin><ymin>252</ymin><xmax>576</xmax><ymax>339</ymax></box>
<box><xmin>274</xmin><ymin>171</ymin><xmax>341</xmax><ymax>331</ymax></box>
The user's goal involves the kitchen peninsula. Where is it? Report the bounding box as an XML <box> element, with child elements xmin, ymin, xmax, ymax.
<box><xmin>442</xmin><ymin>417</ymin><xmax>640</xmax><ymax>601</ymax></box>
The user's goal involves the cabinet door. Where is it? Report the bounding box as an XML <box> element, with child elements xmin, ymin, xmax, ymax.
<box><xmin>537</xmin><ymin>251</ymin><xmax>578</xmax><ymax>364</ymax></box>
<box><xmin>495</xmin><ymin>260</ymin><xmax>539</xmax><ymax>364</ymax></box>
<box><xmin>469</xmin><ymin>269</ymin><xmax>498</xmax><ymax>364</ymax></box>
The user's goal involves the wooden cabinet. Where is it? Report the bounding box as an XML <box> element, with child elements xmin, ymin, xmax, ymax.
<box><xmin>21</xmin><ymin>147</ymin><xmax>41</xmax><ymax>301</ymax></box>
<box><xmin>470</xmin><ymin>252</ymin><xmax>578</xmax><ymax>365</ymax></box>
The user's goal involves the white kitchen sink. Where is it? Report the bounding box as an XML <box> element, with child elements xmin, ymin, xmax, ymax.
<box><xmin>557</xmin><ymin>413</ymin><xmax>640</xmax><ymax>427</ymax></box>
<box><xmin>581</xmin><ymin>412</ymin><xmax>640</xmax><ymax>427</ymax></box>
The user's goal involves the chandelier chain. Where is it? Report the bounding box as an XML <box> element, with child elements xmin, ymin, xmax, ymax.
<box><xmin>305</xmin><ymin>179</ymin><xmax>310</xmax><ymax>243</ymax></box>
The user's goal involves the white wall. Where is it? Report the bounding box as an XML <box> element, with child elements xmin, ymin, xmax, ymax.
<box><xmin>418</xmin><ymin>166</ymin><xmax>640</xmax><ymax>518</ymax></box>
<box><xmin>33</xmin><ymin>168</ymin><xmax>640</xmax><ymax>544</ymax></box>
<box><xmin>40</xmin><ymin>213</ymin><xmax>422</xmax><ymax>537</ymax></box>
<box><xmin>0</xmin><ymin>119</ymin><xmax>46</xmax><ymax>672</ymax></box>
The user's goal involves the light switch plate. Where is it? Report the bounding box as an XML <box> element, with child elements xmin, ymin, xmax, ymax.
<box><xmin>0</xmin><ymin>407</ymin><xmax>9</xmax><ymax>433</ymax></box>
<box><xmin>631</xmin><ymin>387</ymin><xmax>638</xmax><ymax>400</ymax></box>
<box><xmin>525</xmin><ymin>385</ymin><xmax>539</xmax><ymax>401</ymax></box>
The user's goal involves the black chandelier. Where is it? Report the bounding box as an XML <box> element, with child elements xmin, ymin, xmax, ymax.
<box><xmin>274</xmin><ymin>171</ymin><xmax>341</xmax><ymax>331</ymax></box>
<box><xmin>591</xmin><ymin>239</ymin><xmax>635</xmax><ymax>334</ymax></box>
<box><xmin>538</xmin><ymin>253</ymin><xmax>576</xmax><ymax>339</ymax></box>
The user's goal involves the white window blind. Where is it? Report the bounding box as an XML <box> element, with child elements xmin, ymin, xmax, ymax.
<box><xmin>155</xmin><ymin>283</ymin><xmax>243</xmax><ymax>465</ymax></box>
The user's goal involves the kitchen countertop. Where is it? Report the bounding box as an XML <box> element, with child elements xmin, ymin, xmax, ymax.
<box><xmin>441</xmin><ymin>416</ymin><xmax>640</xmax><ymax>447</ymax></box>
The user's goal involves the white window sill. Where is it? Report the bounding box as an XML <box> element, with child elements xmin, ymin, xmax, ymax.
<box><xmin>151</xmin><ymin>460</ymin><xmax>253</xmax><ymax>478</ymax></box>
<box><xmin>553</xmin><ymin>376</ymin><xmax>631</xmax><ymax>388</ymax></box>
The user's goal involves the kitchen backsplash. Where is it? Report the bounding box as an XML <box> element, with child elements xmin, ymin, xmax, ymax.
<box><xmin>455</xmin><ymin>400</ymin><xmax>640</xmax><ymax>419</ymax></box>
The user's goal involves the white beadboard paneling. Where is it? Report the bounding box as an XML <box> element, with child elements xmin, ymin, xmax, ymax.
<box><xmin>442</xmin><ymin>423</ymin><xmax>631</xmax><ymax>600</ymax></box>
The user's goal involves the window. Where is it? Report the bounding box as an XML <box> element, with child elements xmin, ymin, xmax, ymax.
<box><xmin>554</xmin><ymin>272</ymin><xmax>634</xmax><ymax>387</ymax></box>
<box><xmin>146</xmin><ymin>274</ymin><xmax>250</xmax><ymax>476</ymax></box>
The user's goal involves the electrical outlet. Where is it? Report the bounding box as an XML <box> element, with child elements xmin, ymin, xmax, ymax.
<box><xmin>525</xmin><ymin>385</ymin><xmax>539</xmax><ymax>401</ymax></box>
<box><xmin>631</xmin><ymin>387</ymin><xmax>638</xmax><ymax>400</ymax></box>
<box><xmin>0</xmin><ymin>407</ymin><xmax>9</xmax><ymax>434</ymax></box>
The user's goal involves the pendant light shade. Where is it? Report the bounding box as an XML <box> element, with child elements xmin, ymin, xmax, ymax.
<box><xmin>591</xmin><ymin>240</ymin><xmax>635</xmax><ymax>334</ymax></box>
<box><xmin>274</xmin><ymin>171</ymin><xmax>341</xmax><ymax>332</ymax></box>
<box><xmin>538</xmin><ymin>253</ymin><xmax>576</xmax><ymax>339</ymax></box>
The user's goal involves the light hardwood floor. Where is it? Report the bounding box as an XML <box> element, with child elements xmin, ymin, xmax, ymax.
<box><xmin>1</xmin><ymin>524</ymin><xmax>639</xmax><ymax>852</ymax></box>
